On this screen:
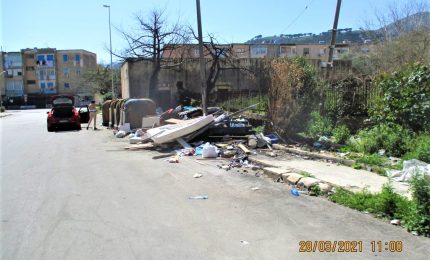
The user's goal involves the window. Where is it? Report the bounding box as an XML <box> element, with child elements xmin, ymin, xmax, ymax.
<box><xmin>75</xmin><ymin>54</ymin><xmax>80</xmax><ymax>61</ymax></box>
<box><xmin>17</xmin><ymin>70</ymin><xmax>22</xmax><ymax>76</ymax></box>
<box><xmin>27</xmin><ymin>80</ymin><xmax>36</xmax><ymax>84</ymax></box>
<box><xmin>76</xmin><ymin>69</ymin><xmax>81</xmax><ymax>76</ymax></box>
<box><xmin>40</xmin><ymin>82</ymin><xmax>46</xmax><ymax>88</ymax></box>
<box><xmin>303</xmin><ymin>48</ymin><xmax>310</xmax><ymax>56</ymax></box>
<box><xmin>63</xmin><ymin>68</ymin><xmax>69</xmax><ymax>77</ymax></box>
<box><xmin>63</xmin><ymin>54</ymin><xmax>69</xmax><ymax>62</ymax></box>
<box><xmin>64</xmin><ymin>83</ymin><xmax>70</xmax><ymax>88</ymax></box>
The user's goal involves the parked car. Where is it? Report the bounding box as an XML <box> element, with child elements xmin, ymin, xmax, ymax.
<box><xmin>47</xmin><ymin>95</ymin><xmax>89</xmax><ymax>132</ymax></box>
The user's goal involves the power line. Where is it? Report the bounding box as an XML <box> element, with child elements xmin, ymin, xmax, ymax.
<box><xmin>280</xmin><ymin>0</ymin><xmax>316</xmax><ymax>34</ymax></box>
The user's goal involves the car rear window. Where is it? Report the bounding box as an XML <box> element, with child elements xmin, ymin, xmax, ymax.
<box><xmin>53</xmin><ymin>97</ymin><xmax>73</xmax><ymax>105</ymax></box>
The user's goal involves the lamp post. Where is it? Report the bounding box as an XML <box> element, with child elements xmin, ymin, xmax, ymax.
<box><xmin>0</xmin><ymin>70</ymin><xmax>6</xmax><ymax>110</ymax></box>
<box><xmin>103</xmin><ymin>4</ymin><xmax>115</xmax><ymax>100</ymax></box>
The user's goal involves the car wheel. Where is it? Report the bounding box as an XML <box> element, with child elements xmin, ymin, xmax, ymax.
<box><xmin>76</xmin><ymin>124</ymin><xmax>82</xmax><ymax>130</ymax></box>
<box><xmin>47</xmin><ymin>126</ymin><xmax>54</xmax><ymax>132</ymax></box>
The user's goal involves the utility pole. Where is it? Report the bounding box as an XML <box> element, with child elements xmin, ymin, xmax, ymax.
<box><xmin>103</xmin><ymin>4</ymin><xmax>115</xmax><ymax>100</ymax></box>
<box><xmin>327</xmin><ymin>0</ymin><xmax>342</xmax><ymax>68</ymax></box>
<box><xmin>196</xmin><ymin>0</ymin><xmax>207</xmax><ymax>115</ymax></box>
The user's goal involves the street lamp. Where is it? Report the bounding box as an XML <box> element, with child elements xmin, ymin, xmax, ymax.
<box><xmin>103</xmin><ymin>4</ymin><xmax>115</xmax><ymax>100</ymax></box>
<box><xmin>0</xmin><ymin>70</ymin><xmax>6</xmax><ymax>110</ymax></box>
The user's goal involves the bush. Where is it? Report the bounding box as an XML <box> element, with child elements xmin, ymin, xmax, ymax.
<box><xmin>404</xmin><ymin>173</ymin><xmax>430</xmax><ymax>237</ymax></box>
<box><xmin>0</xmin><ymin>106</ymin><xmax>5</xmax><ymax>113</ymax></box>
<box><xmin>404</xmin><ymin>134</ymin><xmax>430</xmax><ymax>163</ymax></box>
<box><xmin>370</xmin><ymin>64</ymin><xmax>430</xmax><ymax>132</ymax></box>
<box><xmin>306</xmin><ymin>111</ymin><xmax>333</xmax><ymax>139</ymax></box>
<box><xmin>347</xmin><ymin>123</ymin><xmax>411</xmax><ymax>157</ymax></box>
<box><xmin>329</xmin><ymin>184</ymin><xmax>410</xmax><ymax>219</ymax></box>
<box><xmin>333</xmin><ymin>125</ymin><xmax>350</xmax><ymax>144</ymax></box>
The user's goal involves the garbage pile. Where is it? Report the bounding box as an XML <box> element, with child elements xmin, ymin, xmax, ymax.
<box><xmin>114</xmin><ymin>103</ymin><xmax>281</xmax><ymax>167</ymax></box>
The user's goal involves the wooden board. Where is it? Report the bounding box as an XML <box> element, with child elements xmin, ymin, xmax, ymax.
<box><xmin>124</xmin><ymin>143</ymin><xmax>155</xmax><ymax>150</ymax></box>
<box><xmin>148</xmin><ymin>115</ymin><xmax>214</xmax><ymax>144</ymax></box>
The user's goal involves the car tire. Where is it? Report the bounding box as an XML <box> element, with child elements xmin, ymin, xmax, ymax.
<box><xmin>76</xmin><ymin>125</ymin><xmax>82</xmax><ymax>130</ymax></box>
<box><xmin>47</xmin><ymin>126</ymin><xmax>54</xmax><ymax>132</ymax></box>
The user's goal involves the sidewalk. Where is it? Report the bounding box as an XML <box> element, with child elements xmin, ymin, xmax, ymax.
<box><xmin>249</xmin><ymin>154</ymin><xmax>410</xmax><ymax>196</ymax></box>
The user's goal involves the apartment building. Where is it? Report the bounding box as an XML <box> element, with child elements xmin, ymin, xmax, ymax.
<box><xmin>1</xmin><ymin>48</ymin><xmax>97</xmax><ymax>107</ymax></box>
<box><xmin>162</xmin><ymin>43</ymin><xmax>350</xmax><ymax>61</ymax></box>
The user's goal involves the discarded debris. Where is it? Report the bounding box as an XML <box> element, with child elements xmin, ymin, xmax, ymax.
<box><xmin>152</xmin><ymin>153</ymin><xmax>176</xmax><ymax>160</ymax></box>
<box><xmin>168</xmin><ymin>155</ymin><xmax>180</xmax><ymax>163</ymax></box>
<box><xmin>291</xmin><ymin>189</ymin><xmax>300</xmax><ymax>196</ymax></box>
<box><xmin>251</xmin><ymin>187</ymin><xmax>260</xmax><ymax>191</ymax></box>
<box><xmin>390</xmin><ymin>219</ymin><xmax>401</xmax><ymax>225</ymax></box>
<box><xmin>240</xmin><ymin>240</ymin><xmax>249</xmax><ymax>245</ymax></box>
<box><xmin>193</xmin><ymin>173</ymin><xmax>203</xmax><ymax>178</ymax></box>
<box><xmin>188</xmin><ymin>195</ymin><xmax>208</xmax><ymax>200</ymax></box>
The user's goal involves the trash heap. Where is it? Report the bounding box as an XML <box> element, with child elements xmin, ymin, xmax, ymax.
<box><xmin>116</xmin><ymin>103</ymin><xmax>281</xmax><ymax>167</ymax></box>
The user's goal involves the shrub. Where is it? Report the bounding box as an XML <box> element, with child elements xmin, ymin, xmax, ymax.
<box><xmin>404</xmin><ymin>173</ymin><xmax>430</xmax><ymax>237</ymax></box>
<box><xmin>329</xmin><ymin>185</ymin><xmax>410</xmax><ymax>219</ymax></box>
<box><xmin>370</xmin><ymin>64</ymin><xmax>430</xmax><ymax>132</ymax></box>
<box><xmin>0</xmin><ymin>106</ymin><xmax>5</xmax><ymax>113</ymax></box>
<box><xmin>347</xmin><ymin>123</ymin><xmax>411</xmax><ymax>157</ymax></box>
<box><xmin>306</xmin><ymin>111</ymin><xmax>333</xmax><ymax>139</ymax></box>
<box><xmin>356</xmin><ymin>154</ymin><xmax>387</xmax><ymax>167</ymax></box>
<box><xmin>404</xmin><ymin>134</ymin><xmax>430</xmax><ymax>163</ymax></box>
<box><xmin>333</xmin><ymin>125</ymin><xmax>350</xmax><ymax>144</ymax></box>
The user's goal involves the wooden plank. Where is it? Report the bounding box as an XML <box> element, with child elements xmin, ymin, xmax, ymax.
<box><xmin>124</xmin><ymin>143</ymin><xmax>155</xmax><ymax>150</ymax></box>
<box><xmin>176</xmin><ymin>138</ymin><xmax>192</xmax><ymax>148</ymax></box>
<box><xmin>152</xmin><ymin>153</ymin><xmax>176</xmax><ymax>159</ymax></box>
<box><xmin>237</xmin><ymin>143</ymin><xmax>251</xmax><ymax>154</ymax></box>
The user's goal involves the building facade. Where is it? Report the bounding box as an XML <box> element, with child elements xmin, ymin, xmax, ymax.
<box><xmin>1</xmin><ymin>48</ymin><xmax>97</xmax><ymax>107</ymax></box>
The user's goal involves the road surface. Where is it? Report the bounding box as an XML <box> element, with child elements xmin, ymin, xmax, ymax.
<box><xmin>1</xmin><ymin>109</ymin><xmax>430</xmax><ymax>260</ymax></box>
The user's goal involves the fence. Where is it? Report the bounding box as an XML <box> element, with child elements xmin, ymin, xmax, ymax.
<box><xmin>216</xmin><ymin>90</ymin><xmax>268</xmax><ymax>116</ymax></box>
<box><xmin>322</xmin><ymin>77</ymin><xmax>380</xmax><ymax>117</ymax></box>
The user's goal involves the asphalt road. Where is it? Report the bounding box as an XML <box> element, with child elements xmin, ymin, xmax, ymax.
<box><xmin>1</xmin><ymin>109</ymin><xmax>430</xmax><ymax>260</ymax></box>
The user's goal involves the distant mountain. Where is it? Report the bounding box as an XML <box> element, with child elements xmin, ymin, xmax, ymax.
<box><xmin>246</xmin><ymin>12</ymin><xmax>430</xmax><ymax>45</ymax></box>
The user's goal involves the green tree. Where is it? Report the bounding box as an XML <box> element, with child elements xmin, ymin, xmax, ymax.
<box><xmin>83</xmin><ymin>64</ymin><xmax>121</xmax><ymax>97</ymax></box>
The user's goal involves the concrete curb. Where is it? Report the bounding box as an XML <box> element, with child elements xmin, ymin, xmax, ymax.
<box><xmin>258</xmin><ymin>162</ymin><xmax>333</xmax><ymax>194</ymax></box>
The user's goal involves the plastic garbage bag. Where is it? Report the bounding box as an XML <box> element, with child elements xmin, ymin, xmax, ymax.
<box><xmin>387</xmin><ymin>159</ymin><xmax>430</xmax><ymax>182</ymax></box>
<box><xmin>115</xmin><ymin>130</ymin><xmax>126</xmax><ymax>138</ymax></box>
<box><xmin>202</xmin><ymin>142</ymin><xmax>218</xmax><ymax>158</ymax></box>
<box><xmin>119</xmin><ymin>123</ymin><xmax>131</xmax><ymax>133</ymax></box>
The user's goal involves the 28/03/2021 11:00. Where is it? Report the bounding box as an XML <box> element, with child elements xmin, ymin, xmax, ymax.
<box><xmin>298</xmin><ymin>240</ymin><xmax>403</xmax><ymax>253</ymax></box>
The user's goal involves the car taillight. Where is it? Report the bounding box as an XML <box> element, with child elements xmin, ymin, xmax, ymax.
<box><xmin>74</xmin><ymin>111</ymin><xmax>79</xmax><ymax>116</ymax></box>
<box><xmin>47</xmin><ymin>113</ymin><xmax>53</xmax><ymax>118</ymax></box>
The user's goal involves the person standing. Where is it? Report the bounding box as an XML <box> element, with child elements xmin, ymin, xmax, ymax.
<box><xmin>87</xmin><ymin>101</ymin><xmax>98</xmax><ymax>130</ymax></box>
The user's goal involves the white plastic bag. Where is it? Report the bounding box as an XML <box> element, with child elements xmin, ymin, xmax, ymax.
<box><xmin>202</xmin><ymin>142</ymin><xmax>218</xmax><ymax>158</ymax></box>
<box><xmin>387</xmin><ymin>159</ymin><xmax>430</xmax><ymax>182</ymax></box>
<box><xmin>115</xmin><ymin>130</ymin><xmax>126</xmax><ymax>138</ymax></box>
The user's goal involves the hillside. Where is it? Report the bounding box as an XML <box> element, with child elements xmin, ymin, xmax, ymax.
<box><xmin>246</xmin><ymin>12</ymin><xmax>430</xmax><ymax>44</ymax></box>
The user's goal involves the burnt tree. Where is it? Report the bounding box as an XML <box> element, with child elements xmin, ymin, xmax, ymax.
<box><xmin>117</xmin><ymin>9</ymin><xmax>189</xmax><ymax>99</ymax></box>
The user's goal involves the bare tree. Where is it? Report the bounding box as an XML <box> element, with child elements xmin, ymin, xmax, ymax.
<box><xmin>116</xmin><ymin>9</ymin><xmax>189</xmax><ymax>98</ymax></box>
<box><xmin>355</xmin><ymin>0</ymin><xmax>430</xmax><ymax>73</ymax></box>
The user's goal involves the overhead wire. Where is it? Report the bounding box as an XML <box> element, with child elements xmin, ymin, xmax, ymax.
<box><xmin>280</xmin><ymin>0</ymin><xmax>316</xmax><ymax>34</ymax></box>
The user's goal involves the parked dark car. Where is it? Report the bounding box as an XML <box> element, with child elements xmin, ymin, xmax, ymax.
<box><xmin>47</xmin><ymin>95</ymin><xmax>89</xmax><ymax>132</ymax></box>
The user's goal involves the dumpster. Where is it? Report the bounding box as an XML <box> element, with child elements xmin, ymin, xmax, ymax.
<box><xmin>109</xmin><ymin>99</ymin><xmax>120</xmax><ymax>128</ymax></box>
<box><xmin>124</xmin><ymin>98</ymin><xmax>156</xmax><ymax>129</ymax></box>
<box><xmin>102</xmin><ymin>100</ymin><xmax>112</xmax><ymax>126</ymax></box>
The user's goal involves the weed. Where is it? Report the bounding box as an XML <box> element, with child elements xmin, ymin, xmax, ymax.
<box><xmin>310</xmin><ymin>185</ymin><xmax>321</xmax><ymax>196</ymax></box>
<box><xmin>329</xmin><ymin>184</ymin><xmax>409</xmax><ymax>219</ymax></box>
<box><xmin>405</xmin><ymin>173</ymin><xmax>430</xmax><ymax>236</ymax></box>
<box><xmin>356</xmin><ymin>154</ymin><xmax>387</xmax><ymax>167</ymax></box>
<box><xmin>333</xmin><ymin>125</ymin><xmax>350</xmax><ymax>144</ymax></box>
<box><xmin>252</xmin><ymin>125</ymin><xmax>265</xmax><ymax>134</ymax></box>
<box><xmin>404</xmin><ymin>134</ymin><xmax>430</xmax><ymax>163</ymax></box>
<box><xmin>346</xmin><ymin>123</ymin><xmax>411</xmax><ymax>157</ymax></box>
<box><xmin>301</xmin><ymin>171</ymin><xmax>315</xmax><ymax>178</ymax></box>
<box><xmin>352</xmin><ymin>164</ymin><xmax>362</xmax><ymax>169</ymax></box>
<box><xmin>306</xmin><ymin>111</ymin><xmax>333</xmax><ymax>139</ymax></box>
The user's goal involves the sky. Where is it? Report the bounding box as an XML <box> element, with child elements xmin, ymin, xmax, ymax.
<box><xmin>1</xmin><ymin>0</ymin><xmax>414</xmax><ymax>64</ymax></box>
